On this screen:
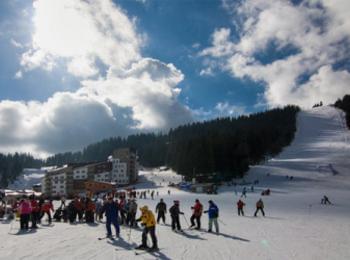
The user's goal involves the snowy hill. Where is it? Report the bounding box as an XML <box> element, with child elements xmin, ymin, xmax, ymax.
<box><xmin>8</xmin><ymin>168</ymin><xmax>47</xmax><ymax>190</ymax></box>
<box><xmin>1</xmin><ymin>106</ymin><xmax>350</xmax><ymax>260</ymax></box>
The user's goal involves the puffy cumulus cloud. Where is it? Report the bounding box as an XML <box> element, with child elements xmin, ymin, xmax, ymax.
<box><xmin>2</xmin><ymin>0</ymin><xmax>192</xmax><ymax>156</ymax></box>
<box><xmin>21</xmin><ymin>0</ymin><xmax>142</xmax><ymax>77</ymax></box>
<box><xmin>201</xmin><ymin>0</ymin><xmax>350</xmax><ymax>107</ymax></box>
<box><xmin>0</xmin><ymin>59</ymin><xmax>192</xmax><ymax>156</ymax></box>
<box><xmin>80</xmin><ymin>58</ymin><xmax>191</xmax><ymax>130</ymax></box>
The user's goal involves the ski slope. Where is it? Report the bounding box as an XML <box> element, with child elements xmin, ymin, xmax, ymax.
<box><xmin>1</xmin><ymin>106</ymin><xmax>350</xmax><ymax>260</ymax></box>
<box><xmin>8</xmin><ymin>168</ymin><xmax>46</xmax><ymax>190</ymax></box>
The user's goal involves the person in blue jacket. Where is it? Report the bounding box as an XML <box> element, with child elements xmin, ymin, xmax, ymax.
<box><xmin>102</xmin><ymin>195</ymin><xmax>120</xmax><ymax>238</ymax></box>
<box><xmin>204</xmin><ymin>200</ymin><xmax>219</xmax><ymax>233</ymax></box>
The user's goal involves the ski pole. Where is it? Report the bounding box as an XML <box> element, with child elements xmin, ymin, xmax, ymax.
<box><xmin>182</xmin><ymin>214</ymin><xmax>190</xmax><ymax>228</ymax></box>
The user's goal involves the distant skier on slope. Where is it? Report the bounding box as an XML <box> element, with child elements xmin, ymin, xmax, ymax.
<box><xmin>169</xmin><ymin>200</ymin><xmax>184</xmax><ymax>232</ymax></box>
<box><xmin>237</xmin><ymin>199</ymin><xmax>245</xmax><ymax>216</ymax></box>
<box><xmin>241</xmin><ymin>187</ymin><xmax>247</xmax><ymax>198</ymax></box>
<box><xmin>254</xmin><ymin>198</ymin><xmax>265</xmax><ymax>217</ymax></box>
<box><xmin>135</xmin><ymin>206</ymin><xmax>158</xmax><ymax>251</ymax></box>
<box><xmin>204</xmin><ymin>200</ymin><xmax>219</xmax><ymax>233</ymax></box>
<box><xmin>155</xmin><ymin>198</ymin><xmax>167</xmax><ymax>224</ymax></box>
<box><xmin>321</xmin><ymin>195</ymin><xmax>332</xmax><ymax>205</ymax></box>
<box><xmin>190</xmin><ymin>199</ymin><xmax>203</xmax><ymax>230</ymax></box>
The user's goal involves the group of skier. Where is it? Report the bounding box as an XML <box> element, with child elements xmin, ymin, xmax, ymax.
<box><xmin>9</xmin><ymin>195</ymin><xmax>54</xmax><ymax>230</ymax></box>
<box><xmin>236</xmin><ymin>198</ymin><xmax>266</xmax><ymax>217</ymax></box>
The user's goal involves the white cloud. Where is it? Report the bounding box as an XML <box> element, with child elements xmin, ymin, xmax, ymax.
<box><xmin>1</xmin><ymin>0</ymin><xmax>192</xmax><ymax>156</ymax></box>
<box><xmin>215</xmin><ymin>102</ymin><xmax>246</xmax><ymax>117</ymax></box>
<box><xmin>14</xmin><ymin>70</ymin><xmax>23</xmax><ymax>79</ymax></box>
<box><xmin>21</xmin><ymin>0</ymin><xmax>142</xmax><ymax>78</ymax></box>
<box><xmin>11</xmin><ymin>38</ymin><xmax>23</xmax><ymax>48</ymax></box>
<box><xmin>201</xmin><ymin>0</ymin><xmax>350</xmax><ymax>108</ymax></box>
<box><xmin>190</xmin><ymin>102</ymin><xmax>246</xmax><ymax>121</ymax></box>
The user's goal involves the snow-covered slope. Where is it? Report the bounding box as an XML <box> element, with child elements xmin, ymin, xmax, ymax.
<box><xmin>8</xmin><ymin>168</ymin><xmax>46</xmax><ymax>190</ymax></box>
<box><xmin>1</xmin><ymin>106</ymin><xmax>350</xmax><ymax>260</ymax></box>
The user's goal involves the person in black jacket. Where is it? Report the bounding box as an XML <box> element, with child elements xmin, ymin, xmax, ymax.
<box><xmin>169</xmin><ymin>200</ymin><xmax>184</xmax><ymax>231</ymax></box>
<box><xmin>155</xmin><ymin>199</ymin><xmax>167</xmax><ymax>224</ymax></box>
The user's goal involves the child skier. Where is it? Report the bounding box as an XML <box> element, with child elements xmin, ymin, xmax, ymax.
<box><xmin>204</xmin><ymin>200</ymin><xmax>219</xmax><ymax>233</ymax></box>
<box><xmin>135</xmin><ymin>206</ymin><xmax>158</xmax><ymax>251</ymax></box>
<box><xmin>190</xmin><ymin>199</ymin><xmax>203</xmax><ymax>230</ymax></box>
<box><xmin>237</xmin><ymin>199</ymin><xmax>245</xmax><ymax>216</ymax></box>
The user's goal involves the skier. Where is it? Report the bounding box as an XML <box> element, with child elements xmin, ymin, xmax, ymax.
<box><xmin>135</xmin><ymin>206</ymin><xmax>158</xmax><ymax>251</ymax></box>
<box><xmin>118</xmin><ymin>197</ymin><xmax>127</xmax><ymax>225</ymax></box>
<box><xmin>41</xmin><ymin>199</ymin><xmax>54</xmax><ymax>224</ymax></box>
<box><xmin>102</xmin><ymin>196</ymin><xmax>120</xmax><ymax>238</ymax></box>
<box><xmin>29</xmin><ymin>195</ymin><xmax>39</xmax><ymax>228</ymax></box>
<box><xmin>67</xmin><ymin>200</ymin><xmax>76</xmax><ymax>223</ymax></box>
<box><xmin>73</xmin><ymin>197</ymin><xmax>84</xmax><ymax>222</ymax></box>
<box><xmin>190</xmin><ymin>199</ymin><xmax>203</xmax><ymax>230</ymax></box>
<box><xmin>151</xmin><ymin>190</ymin><xmax>155</xmax><ymax>200</ymax></box>
<box><xmin>18</xmin><ymin>196</ymin><xmax>32</xmax><ymax>231</ymax></box>
<box><xmin>254</xmin><ymin>198</ymin><xmax>265</xmax><ymax>217</ymax></box>
<box><xmin>169</xmin><ymin>200</ymin><xmax>184</xmax><ymax>232</ymax></box>
<box><xmin>85</xmin><ymin>198</ymin><xmax>95</xmax><ymax>223</ymax></box>
<box><xmin>204</xmin><ymin>200</ymin><xmax>219</xmax><ymax>233</ymax></box>
<box><xmin>60</xmin><ymin>196</ymin><xmax>66</xmax><ymax>208</ymax></box>
<box><xmin>237</xmin><ymin>199</ymin><xmax>245</xmax><ymax>216</ymax></box>
<box><xmin>168</xmin><ymin>190</ymin><xmax>171</xmax><ymax>195</ymax></box>
<box><xmin>95</xmin><ymin>198</ymin><xmax>103</xmax><ymax>222</ymax></box>
<box><xmin>241</xmin><ymin>187</ymin><xmax>247</xmax><ymax>198</ymax></box>
<box><xmin>127</xmin><ymin>199</ymin><xmax>138</xmax><ymax>227</ymax></box>
<box><xmin>321</xmin><ymin>195</ymin><xmax>332</xmax><ymax>205</ymax></box>
<box><xmin>155</xmin><ymin>198</ymin><xmax>167</xmax><ymax>224</ymax></box>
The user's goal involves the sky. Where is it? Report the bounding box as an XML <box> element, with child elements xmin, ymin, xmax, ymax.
<box><xmin>0</xmin><ymin>0</ymin><xmax>349</xmax><ymax>157</ymax></box>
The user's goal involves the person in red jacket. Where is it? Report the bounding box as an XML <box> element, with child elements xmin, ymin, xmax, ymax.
<box><xmin>85</xmin><ymin>198</ymin><xmax>96</xmax><ymax>223</ymax></box>
<box><xmin>73</xmin><ymin>197</ymin><xmax>84</xmax><ymax>222</ymax></box>
<box><xmin>237</xmin><ymin>199</ymin><xmax>245</xmax><ymax>216</ymax></box>
<box><xmin>29</xmin><ymin>195</ymin><xmax>39</xmax><ymax>228</ymax></box>
<box><xmin>190</xmin><ymin>199</ymin><xmax>203</xmax><ymax>230</ymax></box>
<box><xmin>41</xmin><ymin>199</ymin><xmax>54</xmax><ymax>224</ymax></box>
<box><xmin>18</xmin><ymin>196</ymin><xmax>32</xmax><ymax>230</ymax></box>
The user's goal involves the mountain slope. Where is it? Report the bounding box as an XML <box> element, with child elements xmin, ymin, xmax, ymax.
<box><xmin>1</xmin><ymin>106</ymin><xmax>349</xmax><ymax>260</ymax></box>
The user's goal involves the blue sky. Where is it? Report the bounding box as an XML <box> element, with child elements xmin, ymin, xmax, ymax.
<box><xmin>0</xmin><ymin>0</ymin><xmax>349</xmax><ymax>156</ymax></box>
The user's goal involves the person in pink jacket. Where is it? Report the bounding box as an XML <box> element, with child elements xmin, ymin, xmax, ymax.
<box><xmin>19</xmin><ymin>196</ymin><xmax>32</xmax><ymax>230</ymax></box>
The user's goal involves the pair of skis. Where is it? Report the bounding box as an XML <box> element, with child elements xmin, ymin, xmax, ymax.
<box><xmin>97</xmin><ymin>236</ymin><xmax>160</xmax><ymax>255</ymax></box>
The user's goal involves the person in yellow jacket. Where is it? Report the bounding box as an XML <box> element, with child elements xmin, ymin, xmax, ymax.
<box><xmin>135</xmin><ymin>205</ymin><xmax>158</xmax><ymax>251</ymax></box>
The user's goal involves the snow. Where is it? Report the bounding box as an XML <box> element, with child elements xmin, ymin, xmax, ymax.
<box><xmin>1</xmin><ymin>106</ymin><xmax>350</xmax><ymax>260</ymax></box>
<box><xmin>8</xmin><ymin>168</ymin><xmax>47</xmax><ymax>190</ymax></box>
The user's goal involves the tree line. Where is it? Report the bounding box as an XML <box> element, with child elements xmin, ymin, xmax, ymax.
<box><xmin>45</xmin><ymin>105</ymin><xmax>300</xmax><ymax>180</ymax></box>
<box><xmin>0</xmin><ymin>153</ymin><xmax>42</xmax><ymax>188</ymax></box>
<box><xmin>1</xmin><ymin>105</ymin><xmax>300</xmax><ymax>187</ymax></box>
<box><xmin>334</xmin><ymin>94</ymin><xmax>350</xmax><ymax>128</ymax></box>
